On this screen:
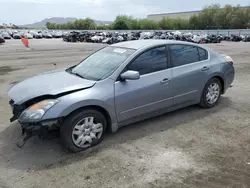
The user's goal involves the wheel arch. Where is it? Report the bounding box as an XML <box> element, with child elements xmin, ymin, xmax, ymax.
<box><xmin>208</xmin><ymin>73</ymin><xmax>225</xmax><ymax>94</ymax></box>
<box><xmin>199</xmin><ymin>75</ymin><xmax>224</xmax><ymax>108</ymax></box>
<box><xmin>213</xmin><ymin>76</ymin><xmax>225</xmax><ymax>94</ymax></box>
<box><xmin>62</xmin><ymin>105</ymin><xmax>113</xmax><ymax>132</ymax></box>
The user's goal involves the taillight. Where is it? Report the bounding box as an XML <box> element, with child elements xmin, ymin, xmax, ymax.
<box><xmin>227</xmin><ymin>60</ymin><xmax>234</xmax><ymax>66</ymax></box>
<box><xmin>222</xmin><ymin>54</ymin><xmax>234</xmax><ymax>66</ymax></box>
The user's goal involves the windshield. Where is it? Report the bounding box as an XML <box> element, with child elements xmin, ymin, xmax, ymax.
<box><xmin>70</xmin><ymin>46</ymin><xmax>135</xmax><ymax>81</ymax></box>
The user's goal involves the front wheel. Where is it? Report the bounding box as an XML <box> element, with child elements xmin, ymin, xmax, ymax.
<box><xmin>60</xmin><ymin>109</ymin><xmax>107</xmax><ymax>153</ymax></box>
<box><xmin>200</xmin><ymin>78</ymin><xmax>222</xmax><ymax>108</ymax></box>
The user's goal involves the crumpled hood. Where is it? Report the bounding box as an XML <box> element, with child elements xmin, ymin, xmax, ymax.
<box><xmin>8</xmin><ymin>69</ymin><xmax>96</xmax><ymax>104</ymax></box>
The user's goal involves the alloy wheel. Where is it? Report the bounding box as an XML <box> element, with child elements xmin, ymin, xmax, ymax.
<box><xmin>206</xmin><ymin>82</ymin><xmax>220</xmax><ymax>105</ymax></box>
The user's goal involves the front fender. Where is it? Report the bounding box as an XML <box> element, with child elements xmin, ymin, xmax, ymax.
<box><xmin>42</xmin><ymin>80</ymin><xmax>116</xmax><ymax>125</ymax></box>
<box><xmin>61</xmin><ymin>99</ymin><xmax>115</xmax><ymax>121</ymax></box>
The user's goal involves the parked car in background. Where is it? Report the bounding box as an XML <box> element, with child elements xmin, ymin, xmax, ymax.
<box><xmin>1</xmin><ymin>32</ymin><xmax>11</xmax><ymax>39</ymax></box>
<box><xmin>63</xmin><ymin>31</ymin><xmax>80</xmax><ymax>42</ymax></box>
<box><xmin>7</xmin><ymin>29</ymin><xmax>14</xmax><ymax>37</ymax></box>
<box><xmin>62</xmin><ymin>31</ymin><xmax>69</xmax><ymax>38</ymax></box>
<box><xmin>24</xmin><ymin>32</ymin><xmax>33</xmax><ymax>39</ymax></box>
<box><xmin>32</xmin><ymin>31</ymin><xmax>43</xmax><ymax>39</ymax></box>
<box><xmin>19</xmin><ymin>31</ymin><xmax>25</xmax><ymax>38</ymax></box>
<box><xmin>7</xmin><ymin>40</ymin><xmax>235</xmax><ymax>152</ymax></box>
<box><xmin>0</xmin><ymin>34</ymin><xmax>5</xmax><ymax>43</ymax></box>
<box><xmin>52</xmin><ymin>31</ymin><xmax>62</xmax><ymax>38</ymax></box>
<box><xmin>13</xmin><ymin>32</ymin><xmax>22</xmax><ymax>39</ymax></box>
<box><xmin>42</xmin><ymin>31</ymin><xmax>53</xmax><ymax>38</ymax></box>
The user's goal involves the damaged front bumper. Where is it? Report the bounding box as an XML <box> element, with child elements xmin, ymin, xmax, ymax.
<box><xmin>17</xmin><ymin>119</ymin><xmax>59</xmax><ymax>148</ymax></box>
<box><xmin>9</xmin><ymin>99</ymin><xmax>22</xmax><ymax>122</ymax></box>
<box><xmin>17</xmin><ymin>122</ymin><xmax>48</xmax><ymax>148</ymax></box>
<box><xmin>9</xmin><ymin>99</ymin><xmax>60</xmax><ymax>147</ymax></box>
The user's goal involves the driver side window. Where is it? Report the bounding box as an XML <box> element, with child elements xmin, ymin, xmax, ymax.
<box><xmin>127</xmin><ymin>46</ymin><xmax>168</xmax><ymax>75</ymax></box>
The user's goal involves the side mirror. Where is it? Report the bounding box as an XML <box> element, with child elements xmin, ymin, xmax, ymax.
<box><xmin>120</xmin><ymin>70</ymin><xmax>140</xmax><ymax>81</ymax></box>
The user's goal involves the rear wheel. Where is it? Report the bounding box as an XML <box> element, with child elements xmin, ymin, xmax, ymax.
<box><xmin>200</xmin><ymin>78</ymin><xmax>222</xmax><ymax>108</ymax></box>
<box><xmin>60</xmin><ymin>109</ymin><xmax>107</xmax><ymax>153</ymax></box>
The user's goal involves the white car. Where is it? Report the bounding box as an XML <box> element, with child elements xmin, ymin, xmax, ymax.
<box><xmin>24</xmin><ymin>33</ymin><xmax>33</xmax><ymax>39</ymax></box>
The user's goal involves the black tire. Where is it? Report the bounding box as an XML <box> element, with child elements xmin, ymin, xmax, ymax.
<box><xmin>199</xmin><ymin>78</ymin><xmax>222</xmax><ymax>108</ymax></box>
<box><xmin>60</xmin><ymin>109</ymin><xmax>107</xmax><ymax>153</ymax></box>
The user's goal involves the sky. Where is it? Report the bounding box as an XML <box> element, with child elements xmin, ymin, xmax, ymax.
<box><xmin>1</xmin><ymin>0</ymin><xmax>250</xmax><ymax>25</ymax></box>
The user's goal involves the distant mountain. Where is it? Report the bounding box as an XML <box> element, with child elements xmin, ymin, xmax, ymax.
<box><xmin>19</xmin><ymin>17</ymin><xmax>77</xmax><ymax>28</ymax></box>
<box><xmin>95</xmin><ymin>20</ymin><xmax>113</xmax><ymax>26</ymax></box>
<box><xmin>19</xmin><ymin>17</ymin><xmax>113</xmax><ymax>28</ymax></box>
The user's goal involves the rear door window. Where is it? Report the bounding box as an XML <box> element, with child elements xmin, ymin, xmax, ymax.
<box><xmin>169</xmin><ymin>44</ymin><xmax>200</xmax><ymax>67</ymax></box>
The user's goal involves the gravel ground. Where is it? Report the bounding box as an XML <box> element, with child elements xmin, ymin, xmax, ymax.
<box><xmin>0</xmin><ymin>39</ymin><xmax>249</xmax><ymax>188</ymax></box>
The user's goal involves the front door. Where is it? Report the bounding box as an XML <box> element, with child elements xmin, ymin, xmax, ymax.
<box><xmin>114</xmin><ymin>46</ymin><xmax>174</xmax><ymax>122</ymax></box>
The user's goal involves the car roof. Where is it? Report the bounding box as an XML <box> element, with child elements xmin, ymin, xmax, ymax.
<box><xmin>110</xmin><ymin>39</ymin><xmax>202</xmax><ymax>50</ymax></box>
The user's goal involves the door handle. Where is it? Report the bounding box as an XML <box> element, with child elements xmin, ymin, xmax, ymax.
<box><xmin>161</xmin><ymin>78</ymin><xmax>171</xmax><ymax>84</ymax></box>
<box><xmin>201</xmin><ymin>66</ymin><xmax>210</xmax><ymax>71</ymax></box>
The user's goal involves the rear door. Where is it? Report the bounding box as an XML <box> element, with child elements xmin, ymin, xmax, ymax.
<box><xmin>168</xmin><ymin>44</ymin><xmax>211</xmax><ymax>105</ymax></box>
<box><xmin>114</xmin><ymin>46</ymin><xmax>174</xmax><ymax>122</ymax></box>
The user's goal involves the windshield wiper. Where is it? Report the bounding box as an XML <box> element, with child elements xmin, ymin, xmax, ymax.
<box><xmin>72</xmin><ymin>72</ymin><xmax>86</xmax><ymax>79</ymax></box>
<box><xmin>66</xmin><ymin>68</ymin><xmax>86</xmax><ymax>79</ymax></box>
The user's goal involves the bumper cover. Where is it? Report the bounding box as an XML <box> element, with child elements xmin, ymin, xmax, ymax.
<box><xmin>16</xmin><ymin>122</ymin><xmax>49</xmax><ymax>148</ymax></box>
<box><xmin>20</xmin><ymin>122</ymin><xmax>49</xmax><ymax>137</ymax></box>
<box><xmin>9</xmin><ymin>99</ymin><xmax>60</xmax><ymax>147</ymax></box>
<box><xmin>17</xmin><ymin>120</ymin><xmax>59</xmax><ymax>148</ymax></box>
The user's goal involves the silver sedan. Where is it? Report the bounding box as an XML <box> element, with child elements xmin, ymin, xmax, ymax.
<box><xmin>8</xmin><ymin>40</ymin><xmax>235</xmax><ymax>152</ymax></box>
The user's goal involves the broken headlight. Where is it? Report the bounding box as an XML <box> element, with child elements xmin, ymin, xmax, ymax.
<box><xmin>19</xmin><ymin>99</ymin><xmax>59</xmax><ymax>123</ymax></box>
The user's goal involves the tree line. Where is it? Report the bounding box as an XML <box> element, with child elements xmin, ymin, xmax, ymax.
<box><xmin>46</xmin><ymin>4</ymin><xmax>250</xmax><ymax>30</ymax></box>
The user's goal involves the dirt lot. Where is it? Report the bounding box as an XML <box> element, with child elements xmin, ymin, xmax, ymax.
<box><xmin>0</xmin><ymin>39</ymin><xmax>249</xmax><ymax>188</ymax></box>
